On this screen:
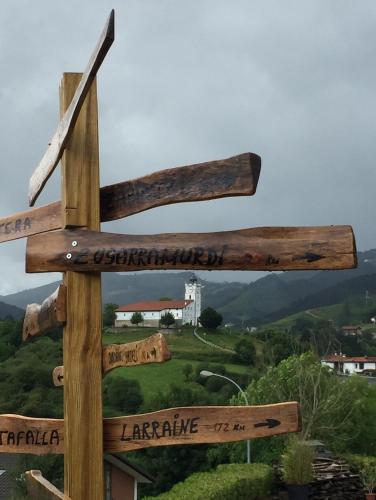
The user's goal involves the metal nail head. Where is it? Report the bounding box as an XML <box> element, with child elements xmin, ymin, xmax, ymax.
<box><xmin>66</xmin><ymin>253</ymin><xmax>72</xmax><ymax>260</ymax></box>
<box><xmin>72</xmin><ymin>241</ymin><xmax>78</xmax><ymax>247</ymax></box>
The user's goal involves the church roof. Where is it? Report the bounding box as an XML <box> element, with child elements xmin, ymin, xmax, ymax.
<box><xmin>116</xmin><ymin>300</ymin><xmax>193</xmax><ymax>312</ymax></box>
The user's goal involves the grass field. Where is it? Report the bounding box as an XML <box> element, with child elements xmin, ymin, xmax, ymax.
<box><xmin>103</xmin><ymin>327</ymin><xmax>250</xmax><ymax>399</ymax></box>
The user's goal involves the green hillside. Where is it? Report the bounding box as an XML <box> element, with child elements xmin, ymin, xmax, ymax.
<box><xmin>266</xmin><ymin>294</ymin><xmax>376</xmax><ymax>331</ymax></box>
<box><xmin>103</xmin><ymin>327</ymin><xmax>251</xmax><ymax>401</ymax></box>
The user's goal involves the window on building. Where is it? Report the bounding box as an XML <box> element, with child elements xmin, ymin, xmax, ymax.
<box><xmin>359</xmin><ymin>362</ymin><xmax>364</xmax><ymax>370</ymax></box>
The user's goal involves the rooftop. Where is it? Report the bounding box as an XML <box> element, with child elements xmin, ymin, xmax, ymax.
<box><xmin>116</xmin><ymin>300</ymin><xmax>193</xmax><ymax>312</ymax></box>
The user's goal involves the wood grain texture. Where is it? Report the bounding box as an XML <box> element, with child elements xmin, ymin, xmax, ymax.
<box><xmin>60</xmin><ymin>74</ymin><xmax>104</xmax><ymax>499</ymax></box>
<box><xmin>102</xmin><ymin>333</ymin><xmax>171</xmax><ymax>374</ymax></box>
<box><xmin>23</xmin><ymin>285</ymin><xmax>66</xmax><ymax>341</ymax></box>
<box><xmin>100</xmin><ymin>152</ymin><xmax>261</xmax><ymax>221</ymax></box>
<box><xmin>53</xmin><ymin>366</ymin><xmax>64</xmax><ymax>387</ymax></box>
<box><xmin>0</xmin><ymin>202</ymin><xmax>61</xmax><ymax>244</ymax></box>
<box><xmin>28</xmin><ymin>10</ymin><xmax>114</xmax><ymax>206</ymax></box>
<box><xmin>0</xmin><ymin>152</ymin><xmax>259</xmax><ymax>244</ymax></box>
<box><xmin>53</xmin><ymin>334</ymin><xmax>171</xmax><ymax>386</ymax></box>
<box><xmin>26</xmin><ymin>225</ymin><xmax>357</xmax><ymax>273</ymax></box>
<box><xmin>26</xmin><ymin>470</ymin><xmax>70</xmax><ymax>500</ymax></box>
<box><xmin>0</xmin><ymin>414</ymin><xmax>63</xmax><ymax>454</ymax></box>
<box><xmin>0</xmin><ymin>403</ymin><xmax>299</xmax><ymax>454</ymax></box>
<box><xmin>103</xmin><ymin>402</ymin><xmax>301</xmax><ymax>453</ymax></box>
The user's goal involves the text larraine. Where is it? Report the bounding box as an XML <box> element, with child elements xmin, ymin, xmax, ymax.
<box><xmin>121</xmin><ymin>414</ymin><xmax>200</xmax><ymax>441</ymax></box>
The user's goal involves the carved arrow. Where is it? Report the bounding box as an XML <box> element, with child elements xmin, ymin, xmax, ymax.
<box><xmin>254</xmin><ymin>418</ymin><xmax>281</xmax><ymax>428</ymax></box>
<box><xmin>28</xmin><ymin>10</ymin><xmax>115</xmax><ymax>206</ymax></box>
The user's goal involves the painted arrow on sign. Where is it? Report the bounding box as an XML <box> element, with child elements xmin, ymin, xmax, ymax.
<box><xmin>28</xmin><ymin>10</ymin><xmax>115</xmax><ymax>206</ymax></box>
<box><xmin>0</xmin><ymin>402</ymin><xmax>300</xmax><ymax>454</ymax></box>
<box><xmin>254</xmin><ymin>418</ymin><xmax>280</xmax><ymax>428</ymax></box>
<box><xmin>26</xmin><ymin>225</ymin><xmax>356</xmax><ymax>273</ymax></box>
<box><xmin>0</xmin><ymin>152</ymin><xmax>260</xmax><ymax>244</ymax></box>
<box><xmin>52</xmin><ymin>333</ymin><xmax>171</xmax><ymax>386</ymax></box>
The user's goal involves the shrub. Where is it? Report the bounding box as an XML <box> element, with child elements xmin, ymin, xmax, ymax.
<box><xmin>142</xmin><ymin>463</ymin><xmax>273</xmax><ymax>500</ymax></box>
<box><xmin>344</xmin><ymin>455</ymin><xmax>376</xmax><ymax>493</ymax></box>
<box><xmin>281</xmin><ymin>438</ymin><xmax>314</xmax><ymax>485</ymax></box>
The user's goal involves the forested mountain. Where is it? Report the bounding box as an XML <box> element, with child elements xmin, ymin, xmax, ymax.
<box><xmin>0</xmin><ymin>249</ymin><xmax>375</xmax><ymax>325</ymax></box>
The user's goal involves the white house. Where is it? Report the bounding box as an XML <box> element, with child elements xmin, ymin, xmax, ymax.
<box><xmin>115</xmin><ymin>278</ymin><xmax>202</xmax><ymax>328</ymax></box>
<box><xmin>321</xmin><ymin>354</ymin><xmax>376</xmax><ymax>375</ymax></box>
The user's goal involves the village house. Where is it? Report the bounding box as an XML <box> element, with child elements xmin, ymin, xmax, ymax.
<box><xmin>321</xmin><ymin>354</ymin><xmax>376</xmax><ymax>375</ymax></box>
<box><xmin>115</xmin><ymin>278</ymin><xmax>202</xmax><ymax>328</ymax></box>
<box><xmin>341</xmin><ymin>325</ymin><xmax>362</xmax><ymax>336</ymax></box>
<box><xmin>0</xmin><ymin>454</ymin><xmax>153</xmax><ymax>500</ymax></box>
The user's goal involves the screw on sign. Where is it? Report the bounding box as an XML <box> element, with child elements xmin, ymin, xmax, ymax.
<box><xmin>0</xmin><ymin>9</ymin><xmax>357</xmax><ymax>500</ymax></box>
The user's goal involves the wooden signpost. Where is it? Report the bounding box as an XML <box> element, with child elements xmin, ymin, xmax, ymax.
<box><xmin>23</xmin><ymin>285</ymin><xmax>66</xmax><ymax>341</ymax></box>
<box><xmin>0</xmin><ymin>152</ymin><xmax>260</xmax><ymax>245</ymax></box>
<box><xmin>52</xmin><ymin>333</ymin><xmax>172</xmax><ymax>386</ymax></box>
<box><xmin>0</xmin><ymin>402</ymin><xmax>299</xmax><ymax>455</ymax></box>
<box><xmin>0</xmin><ymin>9</ymin><xmax>358</xmax><ymax>500</ymax></box>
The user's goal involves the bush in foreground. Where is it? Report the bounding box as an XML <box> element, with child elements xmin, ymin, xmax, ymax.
<box><xmin>142</xmin><ymin>463</ymin><xmax>273</xmax><ymax>500</ymax></box>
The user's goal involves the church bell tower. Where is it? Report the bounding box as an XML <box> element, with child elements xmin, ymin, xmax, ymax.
<box><xmin>185</xmin><ymin>277</ymin><xmax>202</xmax><ymax>326</ymax></box>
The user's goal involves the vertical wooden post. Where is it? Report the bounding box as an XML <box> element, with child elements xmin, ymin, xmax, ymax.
<box><xmin>60</xmin><ymin>73</ymin><xmax>103</xmax><ymax>500</ymax></box>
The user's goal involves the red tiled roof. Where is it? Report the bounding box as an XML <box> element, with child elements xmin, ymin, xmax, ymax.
<box><xmin>323</xmin><ymin>355</ymin><xmax>376</xmax><ymax>363</ymax></box>
<box><xmin>116</xmin><ymin>300</ymin><xmax>193</xmax><ymax>312</ymax></box>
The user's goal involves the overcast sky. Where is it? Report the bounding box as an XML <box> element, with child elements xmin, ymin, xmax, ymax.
<box><xmin>0</xmin><ymin>1</ymin><xmax>375</xmax><ymax>294</ymax></box>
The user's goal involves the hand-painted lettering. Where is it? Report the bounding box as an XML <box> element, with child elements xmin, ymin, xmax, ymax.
<box><xmin>0</xmin><ymin>429</ymin><xmax>60</xmax><ymax>446</ymax></box>
<box><xmin>72</xmin><ymin>246</ymin><xmax>228</xmax><ymax>268</ymax></box>
<box><xmin>0</xmin><ymin>217</ymin><xmax>33</xmax><ymax>235</ymax></box>
<box><xmin>119</xmin><ymin>414</ymin><xmax>202</xmax><ymax>442</ymax></box>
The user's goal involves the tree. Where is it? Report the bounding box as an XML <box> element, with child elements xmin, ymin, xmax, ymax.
<box><xmin>199</xmin><ymin>307</ymin><xmax>222</xmax><ymax>330</ymax></box>
<box><xmin>159</xmin><ymin>297</ymin><xmax>172</xmax><ymax>301</ymax></box>
<box><xmin>103</xmin><ymin>377</ymin><xmax>143</xmax><ymax>414</ymax></box>
<box><xmin>160</xmin><ymin>312</ymin><xmax>175</xmax><ymax>328</ymax></box>
<box><xmin>233</xmin><ymin>339</ymin><xmax>256</xmax><ymax>365</ymax></box>
<box><xmin>242</xmin><ymin>352</ymin><xmax>367</xmax><ymax>447</ymax></box>
<box><xmin>182</xmin><ymin>363</ymin><xmax>193</xmax><ymax>381</ymax></box>
<box><xmin>103</xmin><ymin>303</ymin><xmax>118</xmax><ymax>327</ymax></box>
<box><xmin>131</xmin><ymin>311</ymin><xmax>143</xmax><ymax>326</ymax></box>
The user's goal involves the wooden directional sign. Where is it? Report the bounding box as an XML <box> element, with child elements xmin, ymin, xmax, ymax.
<box><xmin>28</xmin><ymin>10</ymin><xmax>115</xmax><ymax>206</ymax></box>
<box><xmin>103</xmin><ymin>402</ymin><xmax>301</xmax><ymax>452</ymax></box>
<box><xmin>0</xmin><ymin>152</ymin><xmax>259</xmax><ymax>244</ymax></box>
<box><xmin>23</xmin><ymin>285</ymin><xmax>66</xmax><ymax>341</ymax></box>
<box><xmin>52</xmin><ymin>333</ymin><xmax>171</xmax><ymax>386</ymax></box>
<box><xmin>26</xmin><ymin>225</ymin><xmax>356</xmax><ymax>273</ymax></box>
<box><xmin>0</xmin><ymin>414</ymin><xmax>63</xmax><ymax>454</ymax></box>
<box><xmin>0</xmin><ymin>402</ymin><xmax>299</xmax><ymax>454</ymax></box>
<box><xmin>26</xmin><ymin>470</ymin><xmax>70</xmax><ymax>500</ymax></box>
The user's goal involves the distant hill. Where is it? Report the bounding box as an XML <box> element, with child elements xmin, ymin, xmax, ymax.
<box><xmin>0</xmin><ymin>301</ymin><xmax>24</xmax><ymax>320</ymax></box>
<box><xmin>1</xmin><ymin>249</ymin><xmax>375</xmax><ymax>326</ymax></box>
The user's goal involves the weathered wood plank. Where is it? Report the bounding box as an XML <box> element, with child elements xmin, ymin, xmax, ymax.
<box><xmin>28</xmin><ymin>10</ymin><xmax>114</xmax><ymax>206</ymax></box>
<box><xmin>53</xmin><ymin>366</ymin><xmax>64</xmax><ymax>387</ymax></box>
<box><xmin>60</xmin><ymin>74</ymin><xmax>103</xmax><ymax>499</ymax></box>
<box><xmin>25</xmin><ymin>470</ymin><xmax>70</xmax><ymax>500</ymax></box>
<box><xmin>26</xmin><ymin>225</ymin><xmax>357</xmax><ymax>273</ymax></box>
<box><xmin>0</xmin><ymin>403</ymin><xmax>300</xmax><ymax>454</ymax></box>
<box><xmin>52</xmin><ymin>333</ymin><xmax>171</xmax><ymax>386</ymax></box>
<box><xmin>103</xmin><ymin>333</ymin><xmax>171</xmax><ymax>374</ymax></box>
<box><xmin>0</xmin><ymin>202</ymin><xmax>61</xmax><ymax>244</ymax></box>
<box><xmin>0</xmin><ymin>414</ymin><xmax>63</xmax><ymax>454</ymax></box>
<box><xmin>0</xmin><ymin>152</ymin><xmax>259</xmax><ymax>244</ymax></box>
<box><xmin>22</xmin><ymin>285</ymin><xmax>66</xmax><ymax>341</ymax></box>
<box><xmin>104</xmin><ymin>402</ymin><xmax>301</xmax><ymax>452</ymax></box>
<box><xmin>100</xmin><ymin>152</ymin><xmax>261</xmax><ymax>221</ymax></box>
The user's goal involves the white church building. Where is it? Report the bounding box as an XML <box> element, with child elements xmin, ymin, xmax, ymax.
<box><xmin>114</xmin><ymin>278</ymin><xmax>202</xmax><ymax>328</ymax></box>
